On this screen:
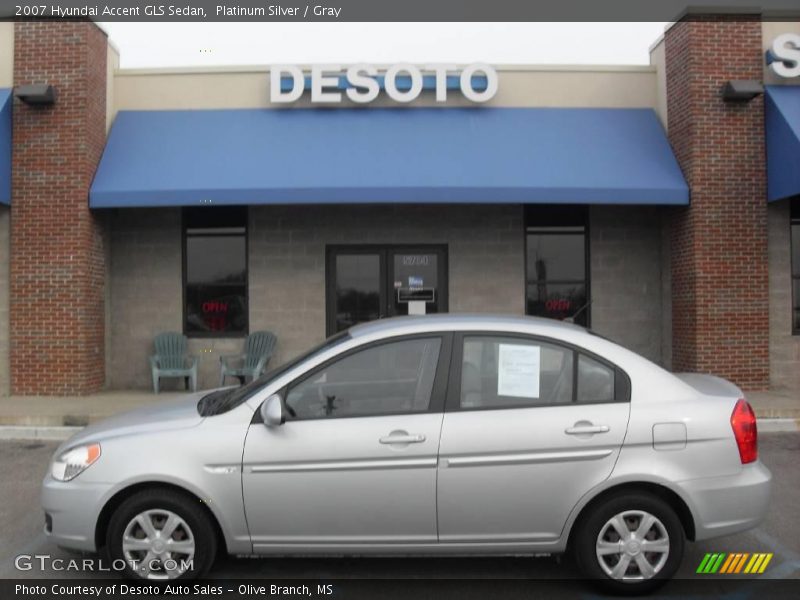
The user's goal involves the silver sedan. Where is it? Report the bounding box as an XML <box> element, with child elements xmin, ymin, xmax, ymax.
<box><xmin>41</xmin><ymin>315</ymin><xmax>771</xmax><ymax>594</ymax></box>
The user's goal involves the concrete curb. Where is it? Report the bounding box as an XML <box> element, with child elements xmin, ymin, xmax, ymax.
<box><xmin>0</xmin><ymin>419</ymin><xmax>797</xmax><ymax>441</ymax></box>
<box><xmin>0</xmin><ymin>426</ymin><xmax>83</xmax><ymax>441</ymax></box>
<box><xmin>758</xmin><ymin>418</ymin><xmax>800</xmax><ymax>433</ymax></box>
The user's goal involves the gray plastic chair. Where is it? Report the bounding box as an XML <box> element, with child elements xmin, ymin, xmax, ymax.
<box><xmin>219</xmin><ymin>331</ymin><xmax>277</xmax><ymax>386</ymax></box>
<box><xmin>150</xmin><ymin>332</ymin><xmax>198</xmax><ymax>394</ymax></box>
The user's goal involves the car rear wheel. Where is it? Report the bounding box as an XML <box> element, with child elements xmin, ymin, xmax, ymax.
<box><xmin>573</xmin><ymin>492</ymin><xmax>684</xmax><ymax>594</ymax></box>
<box><xmin>106</xmin><ymin>489</ymin><xmax>216</xmax><ymax>580</ymax></box>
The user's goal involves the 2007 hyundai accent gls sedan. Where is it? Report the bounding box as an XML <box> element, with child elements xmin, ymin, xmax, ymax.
<box><xmin>42</xmin><ymin>315</ymin><xmax>771</xmax><ymax>593</ymax></box>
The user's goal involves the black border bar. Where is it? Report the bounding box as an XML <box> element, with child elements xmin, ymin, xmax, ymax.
<box><xmin>1</xmin><ymin>1</ymin><xmax>800</xmax><ymax>22</ymax></box>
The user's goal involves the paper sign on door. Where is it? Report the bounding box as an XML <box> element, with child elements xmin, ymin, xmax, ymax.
<box><xmin>408</xmin><ymin>301</ymin><xmax>426</xmax><ymax>315</ymax></box>
<box><xmin>497</xmin><ymin>344</ymin><xmax>540</xmax><ymax>398</ymax></box>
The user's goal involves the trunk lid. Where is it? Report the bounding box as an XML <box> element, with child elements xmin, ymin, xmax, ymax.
<box><xmin>673</xmin><ymin>373</ymin><xmax>744</xmax><ymax>399</ymax></box>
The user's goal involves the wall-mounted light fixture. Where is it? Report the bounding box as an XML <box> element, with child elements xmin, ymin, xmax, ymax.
<box><xmin>722</xmin><ymin>80</ymin><xmax>764</xmax><ymax>102</ymax></box>
<box><xmin>14</xmin><ymin>84</ymin><xmax>57</xmax><ymax>106</ymax></box>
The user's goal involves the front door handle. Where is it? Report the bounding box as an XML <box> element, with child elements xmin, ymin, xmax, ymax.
<box><xmin>565</xmin><ymin>424</ymin><xmax>610</xmax><ymax>435</ymax></box>
<box><xmin>379</xmin><ymin>433</ymin><xmax>426</xmax><ymax>444</ymax></box>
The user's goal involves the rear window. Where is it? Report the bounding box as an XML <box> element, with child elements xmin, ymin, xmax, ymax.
<box><xmin>457</xmin><ymin>334</ymin><xmax>630</xmax><ymax>409</ymax></box>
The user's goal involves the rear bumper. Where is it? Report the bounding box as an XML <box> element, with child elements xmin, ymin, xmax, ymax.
<box><xmin>679</xmin><ymin>461</ymin><xmax>772</xmax><ymax>541</ymax></box>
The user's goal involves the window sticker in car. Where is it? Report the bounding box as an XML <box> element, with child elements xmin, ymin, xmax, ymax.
<box><xmin>497</xmin><ymin>344</ymin><xmax>541</xmax><ymax>398</ymax></box>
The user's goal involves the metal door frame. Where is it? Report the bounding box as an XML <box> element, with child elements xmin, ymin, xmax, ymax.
<box><xmin>326</xmin><ymin>244</ymin><xmax>449</xmax><ymax>336</ymax></box>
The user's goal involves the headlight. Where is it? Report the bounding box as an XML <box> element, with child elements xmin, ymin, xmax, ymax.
<box><xmin>51</xmin><ymin>443</ymin><xmax>101</xmax><ymax>482</ymax></box>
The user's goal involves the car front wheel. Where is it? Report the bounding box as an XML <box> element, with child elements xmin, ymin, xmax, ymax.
<box><xmin>106</xmin><ymin>488</ymin><xmax>217</xmax><ymax>580</ymax></box>
<box><xmin>573</xmin><ymin>492</ymin><xmax>684</xmax><ymax>594</ymax></box>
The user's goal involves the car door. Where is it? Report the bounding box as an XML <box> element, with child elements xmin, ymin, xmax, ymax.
<box><xmin>242</xmin><ymin>333</ymin><xmax>451</xmax><ymax>551</ymax></box>
<box><xmin>437</xmin><ymin>333</ymin><xmax>631</xmax><ymax>544</ymax></box>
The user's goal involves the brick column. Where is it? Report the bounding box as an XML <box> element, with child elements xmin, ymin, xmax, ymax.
<box><xmin>10</xmin><ymin>21</ymin><xmax>107</xmax><ymax>394</ymax></box>
<box><xmin>665</xmin><ymin>16</ymin><xmax>769</xmax><ymax>390</ymax></box>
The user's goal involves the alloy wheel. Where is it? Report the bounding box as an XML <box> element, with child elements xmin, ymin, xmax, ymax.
<box><xmin>595</xmin><ymin>509</ymin><xmax>670</xmax><ymax>581</ymax></box>
<box><xmin>121</xmin><ymin>509</ymin><xmax>196</xmax><ymax>580</ymax></box>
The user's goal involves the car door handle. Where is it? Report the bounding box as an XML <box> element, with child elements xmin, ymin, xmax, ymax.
<box><xmin>565</xmin><ymin>425</ymin><xmax>610</xmax><ymax>435</ymax></box>
<box><xmin>379</xmin><ymin>433</ymin><xmax>426</xmax><ymax>444</ymax></box>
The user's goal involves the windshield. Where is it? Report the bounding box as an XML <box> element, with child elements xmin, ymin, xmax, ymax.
<box><xmin>198</xmin><ymin>331</ymin><xmax>351</xmax><ymax>416</ymax></box>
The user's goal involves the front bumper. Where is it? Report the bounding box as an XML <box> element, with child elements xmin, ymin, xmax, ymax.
<box><xmin>41</xmin><ymin>474</ymin><xmax>113</xmax><ymax>552</ymax></box>
<box><xmin>680</xmin><ymin>460</ymin><xmax>772</xmax><ymax>541</ymax></box>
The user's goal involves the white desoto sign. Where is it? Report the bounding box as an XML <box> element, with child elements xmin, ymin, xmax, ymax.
<box><xmin>270</xmin><ymin>64</ymin><xmax>499</xmax><ymax>104</ymax></box>
<box><xmin>769</xmin><ymin>33</ymin><xmax>800</xmax><ymax>78</ymax></box>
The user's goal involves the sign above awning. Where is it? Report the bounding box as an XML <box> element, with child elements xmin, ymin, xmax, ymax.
<box><xmin>0</xmin><ymin>88</ymin><xmax>11</xmax><ymax>206</ymax></box>
<box><xmin>766</xmin><ymin>86</ymin><xmax>800</xmax><ymax>202</ymax></box>
<box><xmin>89</xmin><ymin>107</ymin><xmax>689</xmax><ymax>208</ymax></box>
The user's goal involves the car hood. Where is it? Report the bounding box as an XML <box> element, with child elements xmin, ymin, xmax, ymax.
<box><xmin>57</xmin><ymin>393</ymin><xmax>206</xmax><ymax>450</ymax></box>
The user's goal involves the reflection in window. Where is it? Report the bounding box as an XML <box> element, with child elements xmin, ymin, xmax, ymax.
<box><xmin>577</xmin><ymin>354</ymin><xmax>615</xmax><ymax>403</ymax></box>
<box><xmin>334</xmin><ymin>254</ymin><xmax>381</xmax><ymax>332</ymax></box>
<box><xmin>525</xmin><ymin>206</ymin><xmax>589</xmax><ymax>327</ymax></box>
<box><xmin>792</xmin><ymin>199</ymin><xmax>800</xmax><ymax>334</ymax></box>
<box><xmin>286</xmin><ymin>338</ymin><xmax>442</xmax><ymax>419</ymax></box>
<box><xmin>184</xmin><ymin>207</ymin><xmax>248</xmax><ymax>336</ymax></box>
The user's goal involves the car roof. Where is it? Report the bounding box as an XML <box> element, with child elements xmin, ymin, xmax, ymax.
<box><xmin>348</xmin><ymin>313</ymin><xmax>587</xmax><ymax>339</ymax></box>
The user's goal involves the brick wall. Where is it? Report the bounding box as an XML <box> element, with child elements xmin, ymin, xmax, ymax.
<box><xmin>589</xmin><ymin>206</ymin><xmax>668</xmax><ymax>365</ymax></box>
<box><xmin>10</xmin><ymin>21</ymin><xmax>107</xmax><ymax>394</ymax></box>
<box><xmin>665</xmin><ymin>17</ymin><xmax>769</xmax><ymax>389</ymax></box>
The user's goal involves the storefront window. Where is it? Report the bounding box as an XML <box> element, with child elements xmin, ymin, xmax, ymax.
<box><xmin>183</xmin><ymin>207</ymin><xmax>248</xmax><ymax>336</ymax></box>
<box><xmin>525</xmin><ymin>206</ymin><xmax>589</xmax><ymax>327</ymax></box>
<box><xmin>792</xmin><ymin>199</ymin><xmax>800</xmax><ymax>334</ymax></box>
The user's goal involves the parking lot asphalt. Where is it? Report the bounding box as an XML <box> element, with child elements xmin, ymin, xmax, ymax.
<box><xmin>0</xmin><ymin>434</ymin><xmax>797</xmax><ymax>598</ymax></box>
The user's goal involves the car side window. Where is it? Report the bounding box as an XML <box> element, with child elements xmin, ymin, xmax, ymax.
<box><xmin>577</xmin><ymin>353</ymin><xmax>615</xmax><ymax>403</ymax></box>
<box><xmin>460</xmin><ymin>336</ymin><xmax>573</xmax><ymax>409</ymax></box>
<box><xmin>285</xmin><ymin>337</ymin><xmax>442</xmax><ymax>419</ymax></box>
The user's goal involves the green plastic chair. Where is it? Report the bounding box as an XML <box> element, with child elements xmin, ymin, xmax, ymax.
<box><xmin>219</xmin><ymin>331</ymin><xmax>277</xmax><ymax>386</ymax></box>
<box><xmin>150</xmin><ymin>332</ymin><xmax>198</xmax><ymax>394</ymax></box>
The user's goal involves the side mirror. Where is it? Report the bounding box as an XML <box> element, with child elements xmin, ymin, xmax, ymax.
<box><xmin>261</xmin><ymin>394</ymin><xmax>285</xmax><ymax>427</ymax></box>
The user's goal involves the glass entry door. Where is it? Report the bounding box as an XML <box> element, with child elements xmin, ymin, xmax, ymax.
<box><xmin>326</xmin><ymin>246</ymin><xmax>448</xmax><ymax>335</ymax></box>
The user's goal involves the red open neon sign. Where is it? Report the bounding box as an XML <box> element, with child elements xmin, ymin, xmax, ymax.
<box><xmin>202</xmin><ymin>301</ymin><xmax>229</xmax><ymax>331</ymax></box>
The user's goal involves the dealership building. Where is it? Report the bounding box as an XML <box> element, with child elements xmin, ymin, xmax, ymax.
<box><xmin>0</xmin><ymin>17</ymin><xmax>798</xmax><ymax>396</ymax></box>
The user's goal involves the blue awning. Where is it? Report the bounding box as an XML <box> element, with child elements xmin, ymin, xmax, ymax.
<box><xmin>0</xmin><ymin>88</ymin><xmax>11</xmax><ymax>205</ymax></box>
<box><xmin>90</xmin><ymin>107</ymin><xmax>689</xmax><ymax>208</ymax></box>
<box><xmin>766</xmin><ymin>86</ymin><xmax>800</xmax><ymax>202</ymax></box>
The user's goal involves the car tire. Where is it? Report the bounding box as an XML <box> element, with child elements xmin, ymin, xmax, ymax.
<box><xmin>572</xmin><ymin>491</ymin><xmax>684</xmax><ymax>595</ymax></box>
<box><xmin>106</xmin><ymin>488</ymin><xmax>217</xmax><ymax>581</ymax></box>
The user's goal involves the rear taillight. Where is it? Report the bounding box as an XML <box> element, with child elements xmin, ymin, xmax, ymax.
<box><xmin>730</xmin><ymin>399</ymin><xmax>758</xmax><ymax>464</ymax></box>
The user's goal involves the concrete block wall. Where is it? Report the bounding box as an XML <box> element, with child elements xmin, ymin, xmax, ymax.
<box><xmin>107</xmin><ymin>204</ymin><xmax>524</xmax><ymax>390</ymax></box>
<box><xmin>106</xmin><ymin>203</ymin><xmax>675</xmax><ymax>390</ymax></box>
<box><xmin>768</xmin><ymin>200</ymin><xmax>800</xmax><ymax>392</ymax></box>
<box><xmin>248</xmin><ymin>205</ymin><xmax>525</xmax><ymax>367</ymax></box>
<box><xmin>0</xmin><ymin>206</ymin><xmax>9</xmax><ymax>395</ymax></box>
<box><xmin>589</xmin><ymin>206</ymin><xmax>668</xmax><ymax>366</ymax></box>
<box><xmin>107</xmin><ymin>208</ymin><xmax>181</xmax><ymax>390</ymax></box>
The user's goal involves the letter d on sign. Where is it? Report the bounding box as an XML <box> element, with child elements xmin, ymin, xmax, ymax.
<box><xmin>271</xmin><ymin>66</ymin><xmax>304</xmax><ymax>103</ymax></box>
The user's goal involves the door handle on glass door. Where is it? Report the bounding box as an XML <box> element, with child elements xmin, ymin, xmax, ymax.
<box><xmin>565</xmin><ymin>424</ymin><xmax>610</xmax><ymax>435</ymax></box>
<box><xmin>379</xmin><ymin>433</ymin><xmax>426</xmax><ymax>444</ymax></box>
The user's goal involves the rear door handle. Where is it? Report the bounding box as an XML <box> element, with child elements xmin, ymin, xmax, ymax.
<box><xmin>565</xmin><ymin>425</ymin><xmax>610</xmax><ymax>435</ymax></box>
<box><xmin>380</xmin><ymin>433</ymin><xmax>426</xmax><ymax>444</ymax></box>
